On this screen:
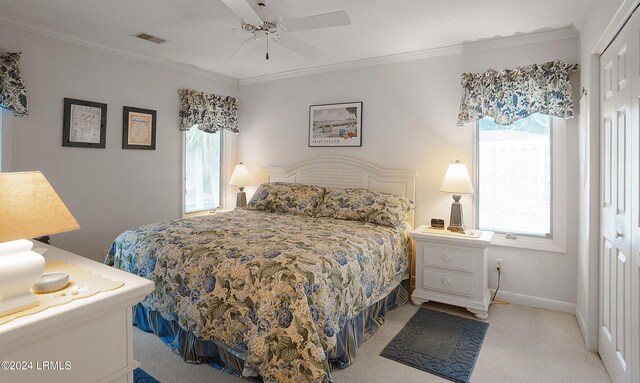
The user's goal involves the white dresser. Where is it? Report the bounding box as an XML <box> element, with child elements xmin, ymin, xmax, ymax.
<box><xmin>410</xmin><ymin>226</ymin><xmax>494</xmax><ymax>319</ymax></box>
<box><xmin>0</xmin><ymin>241</ymin><xmax>154</xmax><ymax>383</ymax></box>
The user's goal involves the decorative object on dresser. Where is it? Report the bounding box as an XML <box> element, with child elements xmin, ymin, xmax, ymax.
<box><xmin>62</xmin><ymin>97</ymin><xmax>108</xmax><ymax>148</ymax></box>
<box><xmin>122</xmin><ymin>106</ymin><xmax>157</xmax><ymax>150</ymax></box>
<box><xmin>229</xmin><ymin>162</ymin><xmax>251</xmax><ymax>208</ymax></box>
<box><xmin>410</xmin><ymin>226</ymin><xmax>493</xmax><ymax>319</ymax></box>
<box><xmin>0</xmin><ymin>171</ymin><xmax>80</xmax><ymax>316</ymax></box>
<box><xmin>309</xmin><ymin>102</ymin><xmax>362</xmax><ymax>147</ymax></box>
<box><xmin>430</xmin><ymin>218</ymin><xmax>445</xmax><ymax>229</ymax></box>
<box><xmin>0</xmin><ymin>241</ymin><xmax>154</xmax><ymax>383</ymax></box>
<box><xmin>440</xmin><ymin>160</ymin><xmax>474</xmax><ymax>233</ymax></box>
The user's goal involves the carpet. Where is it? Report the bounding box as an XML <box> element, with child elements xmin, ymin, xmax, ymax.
<box><xmin>380</xmin><ymin>308</ymin><xmax>488</xmax><ymax>383</ymax></box>
<box><xmin>134</xmin><ymin>367</ymin><xmax>161</xmax><ymax>383</ymax></box>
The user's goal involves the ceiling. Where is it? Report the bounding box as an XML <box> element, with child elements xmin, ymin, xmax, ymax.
<box><xmin>0</xmin><ymin>0</ymin><xmax>592</xmax><ymax>80</ymax></box>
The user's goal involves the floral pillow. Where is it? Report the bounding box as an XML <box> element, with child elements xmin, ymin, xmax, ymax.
<box><xmin>246</xmin><ymin>183</ymin><xmax>278</xmax><ymax>211</ymax></box>
<box><xmin>316</xmin><ymin>187</ymin><xmax>415</xmax><ymax>227</ymax></box>
<box><xmin>246</xmin><ymin>182</ymin><xmax>326</xmax><ymax>216</ymax></box>
<box><xmin>269</xmin><ymin>182</ymin><xmax>325</xmax><ymax>216</ymax></box>
<box><xmin>0</xmin><ymin>52</ymin><xmax>28</xmax><ymax>116</ymax></box>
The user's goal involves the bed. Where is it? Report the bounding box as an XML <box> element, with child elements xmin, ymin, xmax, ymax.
<box><xmin>106</xmin><ymin>156</ymin><xmax>417</xmax><ymax>383</ymax></box>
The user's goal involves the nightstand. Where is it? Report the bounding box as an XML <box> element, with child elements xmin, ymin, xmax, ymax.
<box><xmin>410</xmin><ymin>226</ymin><xmax>494</xmax><ymax>319</ymax></box>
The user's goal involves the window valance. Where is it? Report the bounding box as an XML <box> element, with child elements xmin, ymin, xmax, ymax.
<box><xmin>457</xmin><ymin>60</ymin><xmax>578</xmax><ymax>126</ymax></box>
<box><xmin>0</xmin><ymin>52</ymin><xmax>29</xmax><ymax>116</ymax></box>
<box><xmin>178</xmin><ymin>89</ymin><xmax>238</xmax><ymax>134</ymax></box>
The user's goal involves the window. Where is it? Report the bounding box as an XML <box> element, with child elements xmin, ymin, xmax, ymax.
<box><xmin>183</xmin><ymin>127</ymin><xmax>222</xmax><ymax>215</ymax></box>
<box><xmin>476</xmin><ymin>113</ymin><xmax>566</xmax><ymax>252</ymax></box>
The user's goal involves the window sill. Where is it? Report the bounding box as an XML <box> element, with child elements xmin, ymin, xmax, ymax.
<box><xmin>489</xmin><ymin>232</ymin><xmax>566</xmax><ymax>254</ymax></box>
<box><xmin>183</xmin><ymin>208</ymin><xmax>230</xmax><ymax>219</ymax></box>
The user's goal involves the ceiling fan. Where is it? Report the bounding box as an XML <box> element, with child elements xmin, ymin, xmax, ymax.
<box><xmin>219</xmin><ymin>0</ymin><xmax>351</xmax><ymax>60</ymax></box>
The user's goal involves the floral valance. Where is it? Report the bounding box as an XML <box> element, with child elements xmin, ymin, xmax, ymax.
<box><xmin>457</xmin><ymin>60</ymin><xmax>578</xmax><ymax>126</ymax></box>
<box><xmin>178</xmin><ymin>89</ymin><xmax>238</xmax><ymax>134</ymax></box>
<box><xmin>0</xmin><ymin>52</ymin><xmax>29</xmax><ymax>116</ymax></box>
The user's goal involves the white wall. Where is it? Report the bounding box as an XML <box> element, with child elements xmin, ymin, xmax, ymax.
<box><xmin>238</xmin><ymin>35</ymin><xmax>580</xmax><ymax>307</ymax></box>
<box><xmin>0</xmin><ymin>24</ymin><xmax>238</xmax><ymax>262</ymax></box>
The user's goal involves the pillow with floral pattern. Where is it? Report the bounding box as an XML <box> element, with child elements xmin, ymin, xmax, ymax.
<box><xmin>246</xmin><ymin>182</ymin><xmax>326</xmax><ymax>216</ymax></box>
<box><xmin>269</xmin><ymin>182</ymin><xmax>326</xmax><ymax>216</ymax></box>
<box><xmin>246</xmin><ymin>183</ymin><xmax>278</xmax><ymax>211</ymax></box>
<box><xmin>316</xmin><ymin>187</ymin><xmax>414</xmax><ymax>227</ymax></box>
<box><xmin>0</xmin><ymin>52</ymin><xmax>28</xmax><ymax>115</ymax></box>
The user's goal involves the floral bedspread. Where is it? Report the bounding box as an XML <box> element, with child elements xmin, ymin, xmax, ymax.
<box><xmin>107</xmin><ymin>209</ymin><xmax>410</xmax><ymax>383</ymax></box>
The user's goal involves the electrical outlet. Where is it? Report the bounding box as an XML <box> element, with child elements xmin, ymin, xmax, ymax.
<box><xmin>495</xmin><ymin>259</ymin><xmax>504</xmax><ymax>270</ymax></box>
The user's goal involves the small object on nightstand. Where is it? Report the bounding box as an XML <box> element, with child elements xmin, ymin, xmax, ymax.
<box><xmin>440</xmin><ymin>160</ymin><xmax>474</xmax><ymax>232</ymax></box>
<box><xmin>430</xmin><ymin>218</ymin><xmax>445</xmax><ymax>229</ymax></box>
<box><xmin>32</xmin><ymin>272</ymin><xmax>70</xmax><ymax>293</ymax></box>
<box><xmin>448</xmin><ymin>226</ymin><xmax>466</xmax><ymax>233</ymax></box>
<box><xmin>229</xmin><ymin>163</ymin><xmax>251</xmax><ymax>208</ymax></box>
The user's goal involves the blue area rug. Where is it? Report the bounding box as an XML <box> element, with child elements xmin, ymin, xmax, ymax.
<box><xmin>380</xmin><ymin>308</ymin><xmax>488</xmax><ymax>383</ymax></box>
<box><xmin>134</xmin><ymin>367</ymin><xmax>161</xmax><ymax>383</ymax></box>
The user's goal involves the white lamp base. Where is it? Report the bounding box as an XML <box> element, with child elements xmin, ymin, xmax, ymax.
<box><xmin>0</xmin><ymin>239</ymin><xmax>45</xmax><ymax>316</ymax></box>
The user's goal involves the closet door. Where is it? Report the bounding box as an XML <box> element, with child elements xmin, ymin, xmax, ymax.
<box><xmin>599</xmin><ymin>10</ymin><xmax>634</xmax><ymax>383</ymax></box>
<box><xmin>629</xmin><ymin>8</ymin><xmax>640</xmax><ymax>383</ymax></box>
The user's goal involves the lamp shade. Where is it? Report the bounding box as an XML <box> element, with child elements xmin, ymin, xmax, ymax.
<box><xmin>440</xmin><ymin>161</ymin><xmax>474</xmax><ymax>194</ymax></box>
<box><xmin>0</xmin><ymin>171</ymin><xmax>80</xmax><ymax>243</ymax></box>
<box><xmin>229</xmin><ymin>163</ymin><xmax>251</xmax><ymax>186</ymax></box>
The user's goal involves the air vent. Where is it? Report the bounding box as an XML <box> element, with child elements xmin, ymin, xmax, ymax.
<box><xmin>132</xmin><ymin>32</ymin><xmax>167</xmax><ymax>44</ymax></box>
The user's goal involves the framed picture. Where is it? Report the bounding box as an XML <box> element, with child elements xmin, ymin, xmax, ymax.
<box><xmin>62</xmin><ymin>98</ymin><xmax>107</xmax><ymax>148</ymax></box>
<box><xmin>309</xmin><ymin>102</ymin><xmax>362</xmax><ymax>147</ymax></box>
<box><xmin>122</xmin><ymin>106</ymin><xmax>157</xmax><ymax>150</ymax></box>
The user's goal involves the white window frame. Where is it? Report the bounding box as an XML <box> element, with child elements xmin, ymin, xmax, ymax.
<box><xmin>473</xmin><ymin>117</ymin><xmax>567</xmax><ymax>253</ymax></box>
<box><xmin>1</xmin><ymin>109</ymin><xmax>12</xmax><ymax>172</ymax></box>
<box><xmin>181</xmin><ymin>128</ymin><xmax>224</xmax><ymax>218</ymax></box>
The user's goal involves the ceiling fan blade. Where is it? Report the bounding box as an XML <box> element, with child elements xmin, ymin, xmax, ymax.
<box><xmin>282</xmin><ymin>11</ymin><xmax>351</xmax><ymax>32</ymax></box>
<box><xmin>219</xmin><ymin>0</ymin><xmax>264</xmax><ymax>26</ymax></box>
<box><xmin>277</xmin><ymin>36</ymin><xmax>323</xmax><ymax>59</ymax></box>
<box><xmin>232</xmin><ymin>37</ymin><xmax>261</xmax><ymax>59</ymax></box>
<box><xmin>180</xmin><ymin>12</ymin><xmax>232</xmax><ymax>20</ymax></box>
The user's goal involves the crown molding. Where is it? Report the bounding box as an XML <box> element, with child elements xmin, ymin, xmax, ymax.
<box><xmin>239</xmin><ymin>26</ymin><xmax>579</xmax><ymax>85</ymax></box>
<box><xmin>0</xmin><ymin>14</ymin><xmax>238</xmax><ymax>86</ymax></box>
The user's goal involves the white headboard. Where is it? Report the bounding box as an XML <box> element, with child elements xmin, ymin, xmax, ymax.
<box><xmin>262</xmin><ymin>156</ymin><xmax>418</xmax><ymax>227</ymax></box>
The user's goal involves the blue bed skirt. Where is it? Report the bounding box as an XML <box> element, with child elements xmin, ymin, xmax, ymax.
<box><xmin>133</xmin><ymin>280</ymin><xmax>409</xmax><ymax>381</ymax></box>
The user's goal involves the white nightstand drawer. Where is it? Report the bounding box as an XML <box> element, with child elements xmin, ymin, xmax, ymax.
<box><xmin>423</xmin><ymin>245</ymin><xmax>474</xmax><ymax>272</ymax></box>
<box><xmin>423</xmin><ymin>269</ymin><xmax>474</xmax><ymax>297</ymax></box>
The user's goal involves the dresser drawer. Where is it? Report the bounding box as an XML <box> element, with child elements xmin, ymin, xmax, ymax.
<box><xmin>422</xmin><ymin>269</ymin><xmax>474</xmax><ymax>297</ymax></box>
<box><xmin>423</xmin><ymin>245</ymin><xmax>475</xmax><ymax>272</ymax></box>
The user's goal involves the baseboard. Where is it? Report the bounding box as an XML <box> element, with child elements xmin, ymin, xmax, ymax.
<box><xmin>491</xmin><ymin>289</ymin><xmax>576</xmax><ymax>314</ymax></box>
<box><xmin>575</xmin><ymin>305</ymin><xmax>599</xmax><ymax>352</ymax></box>
<box><xmin>575</xmin><ymin>306</ymin><xmax>588</xmax><ymax>340</ymax></box>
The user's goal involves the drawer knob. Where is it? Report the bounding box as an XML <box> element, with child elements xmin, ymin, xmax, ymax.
<box><xmin>442</xmin><ymin>279</ymin><xmax>451</xmax><ymax>287</ymax></box>
<box><xmin>442</xmin><ymin>255</ymin><xmax>452</xmax><ymax>263</ymax></box>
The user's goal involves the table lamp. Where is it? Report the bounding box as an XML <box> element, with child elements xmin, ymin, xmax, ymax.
<box><xmin>229</xmin><ymin>162</ymin><xmax>251</xmax><ymax>208</ymax></box>
<box><xmin>440</xmin><ymin>160</ymin><xmax>474</xmax><ymax>233</ymax></box>
<box><xmin>0</xmin><ymin>171</ymin><xmax>80</xmax><ymax>316</ymax></box>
